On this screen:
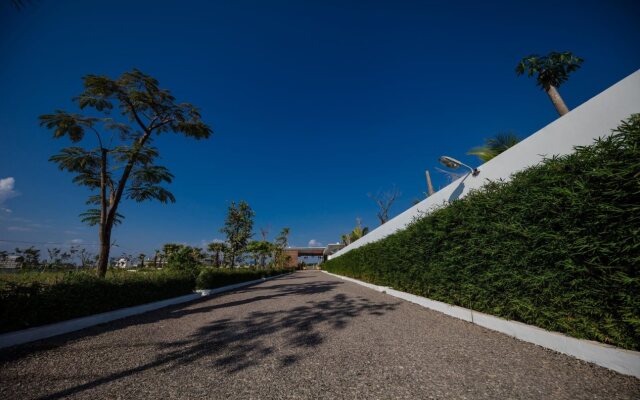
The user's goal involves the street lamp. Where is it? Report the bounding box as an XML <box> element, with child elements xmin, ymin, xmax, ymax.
<box><xmin>438</xmin><ymin>156</ymin><xmax>480</xmax><ymax>176</ymax></box>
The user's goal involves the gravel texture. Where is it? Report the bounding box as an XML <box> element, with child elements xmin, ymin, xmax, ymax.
<box><xmin>1</xmin><ymin>271</ymin><xmax>639</xmax><ymax>399</ymax></box>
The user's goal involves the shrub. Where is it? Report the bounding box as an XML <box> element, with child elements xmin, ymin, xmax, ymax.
<box><xmin>196</xmin><ymin>267</ymin><xmax>292</xmax><ymax>290</ymax></box>
<box><xmin>166</xmin><ymin>246</ymin><xmax>201</xmax><ymax>272</ymax></box>
<box><xmin>0</xmin><ymin>269</ymin><xmax>195</xmax><ymax>333</ymax></box>
<box><xmin>324</xmin><ymin>114</ymin><xmax>640</xmax><ymax>350</ymax></box>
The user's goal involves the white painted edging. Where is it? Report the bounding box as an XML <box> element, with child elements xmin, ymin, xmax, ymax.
<box><xmin>322</xmin><ymin>271</ymin><xmax>640</xmax><ymax>378</ymax></box>
<box><xmin>0</xmin><ymin>274</ymin><xmax>288</xmax><ymax>350</ymax></box>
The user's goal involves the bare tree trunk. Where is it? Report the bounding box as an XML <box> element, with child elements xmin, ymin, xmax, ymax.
<box><xmin>545</xmin><ymin>85</ymin><xmax>569</xmax><ymax>116</ymax></box>
<box><xmin>97</xmin><ymin>225</ymin><xmax>111</xmax><ymax>277</ymax></box>
<box><xmin>425</xmin><ymin>170</ymin><xmax>435</xmax><ymax>196</ymax></box>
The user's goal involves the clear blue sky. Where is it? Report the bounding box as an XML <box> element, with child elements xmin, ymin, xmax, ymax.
<box><xmin>1</xmin><ymin>0</ymin><xmax>639</xmax><ymax>257</ymax></box>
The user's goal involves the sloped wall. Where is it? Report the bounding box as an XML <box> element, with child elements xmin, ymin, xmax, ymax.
<box><xmin>329</xmin><ymin>69</ymin><xmax>640</xmax><ymax>260</ymax></box>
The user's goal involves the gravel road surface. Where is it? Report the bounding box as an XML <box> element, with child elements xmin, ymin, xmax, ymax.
<box><xmin>1</xmin><ymin>271</ymin><xmax>639</xmax><ymax>399</ymax></box>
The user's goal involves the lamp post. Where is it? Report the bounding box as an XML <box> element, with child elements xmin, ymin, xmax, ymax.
<box><xmin>438</xmin><ymin>156</ymin><xmax>480</xmax><ymax>176</ymax></box>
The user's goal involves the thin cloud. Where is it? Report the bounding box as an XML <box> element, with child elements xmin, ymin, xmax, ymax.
<box><xmin>0</xmin><ymin>177</ymin><xmax>18</xmax><ymax>213</ymax></box>
<box><xmin>7</xmin><ymin>226</ymin><xmax>32</xmax><ymax>232</ymax></box>
<box><xmin>308</xmin><ymin>239</ymin><xmax>322</xmax><ymax>247</ymax></box>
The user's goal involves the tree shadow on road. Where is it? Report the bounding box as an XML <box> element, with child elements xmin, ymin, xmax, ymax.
<box><xmin>18</xmin><ymin>275</ymin><xmax>399</xmax><ymax>400</ymax></box>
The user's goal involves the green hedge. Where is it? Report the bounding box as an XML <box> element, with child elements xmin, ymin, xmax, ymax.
<box><xmin>196</xmin><ymin>267</ymin><xmax>293</xmax><ymax>290</ymax></box>
<box><xmin>324</xmin><ymin>114</ymin><xmax>640</xmax><ymax>350</ymax></box>
<box><xmin>0</xmin><ymin>267</ymin><xmax>293</xmax><ymax>334</ymax></box>
<box><xmin>0</xmin><ymin>270</ymin><xmax>195</xmax><ymax>333</ymax></box>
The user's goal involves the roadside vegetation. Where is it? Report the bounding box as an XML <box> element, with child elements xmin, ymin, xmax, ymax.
<box><xmin>0</xmin><ymin>188</ymin><xmax>299</xmax><ymax>333</ymax></box>
<box><xmin>323</xmin><ymin>115</ymin><xmax>640</xmax><ymax>350</ymax></box>
<box><xmin>0</xmin><ymin>266</ymin><xmax>293</xmax><ymax>334</ymax></box>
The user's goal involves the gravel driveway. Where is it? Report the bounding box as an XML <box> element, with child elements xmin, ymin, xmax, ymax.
<box><xmin>1</xmin><ymin>271</ymin><xmax>639</xmax><ymax>399</ymax></box>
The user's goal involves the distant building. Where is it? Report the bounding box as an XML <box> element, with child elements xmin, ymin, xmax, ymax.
<box><xmin>0</xmin><ymin>255</ymin><xmax>24</xmax><ymax>269</ymax></box>
<box><xmin>115</xmin><ymin>258</ymin><xmax>132</xmax><ymax>269</ymax></box>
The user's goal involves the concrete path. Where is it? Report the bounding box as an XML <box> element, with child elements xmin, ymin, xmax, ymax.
<box><xmin>1</xmin><ymin>271</ymin><xmax>638</xmax><ymax>399</ymax></box>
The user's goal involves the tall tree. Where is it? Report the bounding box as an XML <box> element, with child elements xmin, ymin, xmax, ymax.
<box><xmin>40</xmin><ymin>69</ymin><xmax>212</xmax><ymax>277</ymax></box>
<box><xmin>207</xmin><ymin>242</ymin><xmax>227</xmax><ymax>267</ymax></box>
<box><xmin>368</xmin><ymin>186</ymin><xmax>400</xmax><ymax>225</ymax></box>
<box><xmin>516</xmin><ymin>51</ymin><xmax>584</xmax><ymax>116</ymax></box>
<box><xmin>467</xmin><ymin>133</ymin><xmax>521</xmax><ymax>162</ymax></box>
<box><xmin>220</xmin><ymin>201</ymin><xmax>255</xmax><ymax>267</ymax></box>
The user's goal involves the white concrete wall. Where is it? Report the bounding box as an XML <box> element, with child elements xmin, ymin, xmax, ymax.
<box><xmin>329</xmin><ymin>69</ymin><xmax>640</xmax><ymax>260</ymax></box>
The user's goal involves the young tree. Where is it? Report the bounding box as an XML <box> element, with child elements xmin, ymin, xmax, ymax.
<box><xmin>207</xmin><ymin>242</ymin><xmax>227</xmax><ymax>267</ymax></box>
<box><xmin>341</xmin><ymin>218</ymin><xmax>369</xmax><ymax>245</ymax></box>
<box><xmin>78</xmin><ymin>248</ymin><xmax>94</xmax><ymax>269</ymax></box>
<box><xmin>153</xmin><ymin>249</ymin><xmax>160</xmax><ymax>268</ymax></box>
<box><xmin>368</xmin><ymin>186</ymin><xmax>400</xmax><ymax>225</ymax></box>
<box><xmin>15</xmin><ymin>247</ymin><xmax>40</xmax><ymax>268</ymax></box>
<box><xmin>40</xmin><ymin>69</ymin><xmax>212</xmax><ymax>277</ymax></box>
<box><xmin>220</xmin><ymin>201</ymin><xmax>254</xmax><ymax>267</ymax></box>
<box><xmin>138</xmin><ymin>253</ymin><xmax>146</xmax><ymax>268</ymax></box>
<box><xmin>272</xmin><ymin>227</ymin><xmax>290</xmax><ymax>268</ymax></box>
<box><xmin>516</xmin><ymin>51</ymin><xmax>584</xmax><ymax>116</ymax></box>
<box><xmin>47</xmin><ymin>247</ymin><xmax>62</xmax><ymax>268</ymax></box>
<box><xmin>246</xmin><ymin>240</ymin><xmax>273</xmax><ymax>269</ymax></box>
<box><xmin>467</xmin><ymin>133</ymin><xmax>520</xmax><ymax>162</ymax></box>
<box><xmin>260</xmin><ymin>226</ymin><xmax>270</xmax><ymax>241</ymax></box>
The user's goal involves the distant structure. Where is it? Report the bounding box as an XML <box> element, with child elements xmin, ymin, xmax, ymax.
<box><xmin>279</xmin><ymin>244</ymin><xmax>346</xmax><ymax>268</ymax></box>
<box><xmin>0</xmin><ymin>255</ymin><xmax>24</xmax><ymax>269</ymax></box>
<box><xmin>115</xmin><ymin>258</ymin><xmax>132</xmax><ymax>269</ymax></box>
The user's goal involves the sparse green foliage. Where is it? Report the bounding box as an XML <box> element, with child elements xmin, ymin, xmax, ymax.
<box><xmin>272</xmin><ymin>227</ymin><xmax>291</xmax><ymax>268</ymax></box>
<box><xmin>467</xmin><ymin>133</ymin><xmax>521</xmax><ymax>162</ymax></box>
<box><xmin>220</xmin><ymin>201</ymin><xmax>255</xmax><ymax>267</ymax></box>
<box><xmin>324</xmin><ymin>115</ymin><xmax>640</xmax><ymax>350</ymax></box>
<box><xmin>40</xmin><ymin>69</ymin><xmax>212</xmax><ymax>277</ymax></box>
<box><xmin>341</xmin><ymin>218</ymin><xmax>369</xmax><ymax>245</ymax></box>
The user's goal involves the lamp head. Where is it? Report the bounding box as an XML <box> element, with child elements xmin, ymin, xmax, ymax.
<box><xmin>439</xmin><ymin>156</ymin><xmax>463</xmax><ymax>169</ymax></box>
<box><xmin>438</xmin><ymin>156</ymin><xmax>480</xmax><ymax>176</ymax></box>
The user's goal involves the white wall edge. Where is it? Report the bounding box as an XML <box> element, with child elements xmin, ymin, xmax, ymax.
<box><xmin>329</xmin><ymin>69</ymin><xmax>640</xmax><ymax>260</ymax></box>
<box><xmin>322</xmin><ymin>271</ymin><xmax>640</xmax><ymax>378</ymax></box>
<box><xmin>0</xmin><ymin>273</ymin><xmax>289</xmax><ymax>350</ymax></box>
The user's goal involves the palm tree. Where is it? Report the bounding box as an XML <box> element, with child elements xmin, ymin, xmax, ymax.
<box><xmin>207</xmin><ymin>242</ymin><xmax>227</xmax><ymax>267</ymax></box>
<box><xmin>467</xmin><ymin>133</ymin><xmax>521</xmax><ymax>162</ymax></box>
<box><xmin>516</xmin><ymin>51</ymin><xmax>583</xmax><ymax>116</ymax></box>
<box><xmin>341</xmin><ymin>218</ymin><xmax>369</xmax><ymax>245</ymax></box>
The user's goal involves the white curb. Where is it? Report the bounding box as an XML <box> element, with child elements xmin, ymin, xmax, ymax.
<box><xmin>0</xmin><ymin>273</ymin><xmax>289</xmax><ymax>350</ymax></box>
<box><xmin>322</xmin><ymin>271</ymin><xmax>640</xmax><ymax>378</ymax></box>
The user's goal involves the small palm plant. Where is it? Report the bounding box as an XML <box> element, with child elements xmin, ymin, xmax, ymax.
<box><xmin>468</xmin><ymin>133</ymin><xmax>521</xmax><ymax>162</ymax></box>
<box><xmin>516</xmin><ymin>51</ymin><xmax>583</xmax><ymax>116</ymax></box>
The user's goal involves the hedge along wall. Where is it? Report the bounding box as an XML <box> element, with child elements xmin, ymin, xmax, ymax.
<box><xmin>324</xmin><ymin>115</ymin><xmax>640</xmax><ymax>350</ymax></box>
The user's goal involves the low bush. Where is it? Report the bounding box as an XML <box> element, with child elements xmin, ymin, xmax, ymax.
<box><xmin>323</xmin><ymin>114</ymin><xmax>640</xmax><ymax>350</ymax></box>
<box><xmin>0</xmin><ymin>269</ymin><xmax>195</xmax><ymax>333</ymax></box>
<box><xmin>196</xmin><ymin>267</ymin><xmax>293</xmax><ymax>290</ymax></box>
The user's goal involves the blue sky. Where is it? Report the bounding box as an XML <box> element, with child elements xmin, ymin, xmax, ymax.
<box><xmin>1</xmin><ymin>0</ymin><xmax>639</xmax><ymax>257</ymax></box>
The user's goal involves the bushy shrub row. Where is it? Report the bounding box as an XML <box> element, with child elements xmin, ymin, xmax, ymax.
<box><xmin>0</xmin><ymin>269</ymin><xmax>195</xmax><ymax>333</ymax></box>
<box><xmin>323</xmin><ymin>115</ymin><xmax>640</xmax><ymax>350</ymax></box>
<box><xmin>196</xmin><ymin>267</ymin><xmax>294</xmax><ymax>289</ymax></box>
<box><xmin>0</xmin><ymin>267</ymin><xmax>293</xmax><ymax>334</ymax></box>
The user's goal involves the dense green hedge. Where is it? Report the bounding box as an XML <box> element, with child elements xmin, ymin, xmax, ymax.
<box><xmin>0</xmin><ymin>267</ymin><xmax>293</xmax><ymax>334</ymax></box>
<box><xmin>0</xmin><ymin>270</ymin><xmax>195</xmax><ymax>333</ymax></box>
<box><xmin>196</xmin><ymin>267</ymin><xmax>293</xmax><ymax>289</ymax></box>
<box><xmin>324</xmin><ymin>115</ymin><xmax>640</xmax><ymax>350</ymax></box>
